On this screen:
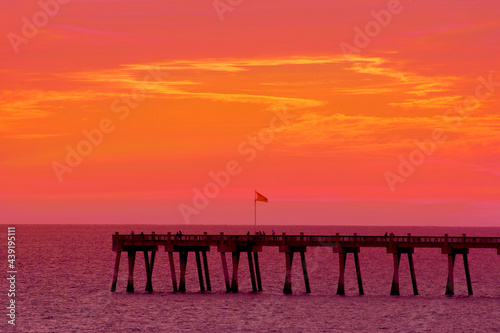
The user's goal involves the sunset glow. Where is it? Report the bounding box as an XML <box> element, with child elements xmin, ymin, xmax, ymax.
<box><xmin>2</xmin><ymin>0</ymin><xmax>499</xmax><ymax>226</ymax></box>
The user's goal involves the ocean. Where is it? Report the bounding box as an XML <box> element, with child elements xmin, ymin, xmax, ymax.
<box><xmin>1</xmin><ymin>224</ymin><xmax>499</xmax><ymax>332</ymax></box>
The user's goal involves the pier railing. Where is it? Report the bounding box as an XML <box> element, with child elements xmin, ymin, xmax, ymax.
<box><xmin>113</xmin><ymin>233</ymin><xmax>500</xmax><ymax>250</ymax></box>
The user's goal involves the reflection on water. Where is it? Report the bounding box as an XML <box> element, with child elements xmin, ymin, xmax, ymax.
<box><xmin>6</xmin><ymin>224</ymin><xmax>499</xmax><ymax>332</ymax></box>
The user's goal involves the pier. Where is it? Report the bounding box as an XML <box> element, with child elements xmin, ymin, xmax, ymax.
<box><xmin>111</xmin><ymin>232</ymin><xmax>500</xmax><ymax>295</ymax></box>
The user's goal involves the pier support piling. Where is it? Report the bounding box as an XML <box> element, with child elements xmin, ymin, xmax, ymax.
<box><xmin>195</xmin><ymin>251</ymin><xmax>205</xmax><ymax>292</ymax></box>
<box><xmin>335</xmin><ymin>247</ymin><xmax>363</xmax><ymax>295</ymax></box>
<box><xmin>443</xmin><ymin>248</ymin><xmax>472</xmax><ymax>296</ymax></box>
<box><xmin>300</xmin><ymin>252</ymin><xmax>311</xmax><ymax>293</ymax></box>
<box><xmin>445</xmin><ymin>253</ymin><xmax>455</xmax><ymax>296</ymax></box>
<box><xmin>337</xmin><ymin>253</ymin><xmax>346</xmax><ymax>295</ymax></box>
<box><xmin>222</xmin><ymin>248</ymin><xmax>261</xmax><ymax>293</ymax></box>
<box><xmin>126</xmin><ymin>251</ymin><xmax>136</xmax><ymax>293</ymax></box>
<box><xmin>280</xmin><ymin>247</ymin><xmax>309</xmax><ymax>294</ymax></box>
<box><xmin>390</xmin><ymin>253</ymin><xmax>401</xmax><ymax>296</ymax></box>
<box><xmin>231</xmin><ymin>252</ymin><xmax>240</xmax><ymax>292</ymax></box>
<box><xmin>202</xmin><ymin>251</ymin><xmax>211</xmax><ymax>291</ymax></box>
<box><xmin>179</xmin><ymin>251</ymin><xmax>188</xmax><ymax>292</ymax></box>
<box><xmin>168</xmin><ymin>252</ymin><xmax>178</xmax><ymax>292</ymax></box>
<box><xmin>408</xmin><ymin>252</ymin><xmax>418</xmax><ymax>295</ymax></box>
<box><xmin>248</xmin><ymin>252</ymin><xmax>257</xmax><ymax>292</ymax></box>
<box><xmin>283</xmin><ymin>252</ymin><xmax>294</xmax><ymax>294</ymax></box>
<box><xmin>254</xmin><ymin>252</ymin><xmax>263</xmax><ymax>291</ymax></box>
<box><xmin>463</xmin><ymin>253</ymin><xmax>473</xmax><ymax>295</ymax></box>
<box><xmin>144</xmin><ymin>251</ymin><xmax>155</xmax><ymax>292</ymax></box>
<box><xmin>221</xmin><ymin>252</ymin><xmax>231</xmax><ymax>292</ymax></box>
<box><xmin>111</xmin><ymin>251</ymin><xmax>121</xmax><ymax>292</ymax></box>
<box><xmin>354</xmin><ymin>252</ymin><xmax>364</xmax><ymax>295</ymax></box>
<box><xmin>388</xmin><ymin>248</ymin><xmax>418</xmax><ymax>296</ymax></box>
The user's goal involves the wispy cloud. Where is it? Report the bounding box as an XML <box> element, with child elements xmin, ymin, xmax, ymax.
<box><xmin>0</xmin><ymin>54</ymin><xmax>485</xmax><ymax>141</ymax></box>
<box><xmin>277</xmin><ymin>112</ymin><xmax>500</xmax><ymax>157</ymax></box>
<box><xmin>388</xmin><ymin>96</ymin><xmax>463</xmax><ymax>109</ymax></box>
<box><xmin>64</xmin><ymin>60</ymin><xmax>329</xmax><ymax>109</ymax></box>
<box><xmin>124</xmin><ymin>56</ymin><xmax>348</xmax><ymax>73</ymax></box>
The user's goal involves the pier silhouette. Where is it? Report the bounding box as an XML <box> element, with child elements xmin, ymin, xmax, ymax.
<box><xmin>111</xmin><ymin>232</ymin><xmax>500</xmax><ymax>295</ymax></box>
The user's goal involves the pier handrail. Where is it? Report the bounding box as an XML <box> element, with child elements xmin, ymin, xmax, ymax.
<box><xmin>113</xmin><ymin>233</ymin><xmax>500</xmax><ymax>249</ymax></box>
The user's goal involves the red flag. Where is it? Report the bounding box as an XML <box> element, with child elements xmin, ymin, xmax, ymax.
<box><xmin>255</xmin><ymin>191</ymin><xmax>268</xmax><ymax>203</ymax></box>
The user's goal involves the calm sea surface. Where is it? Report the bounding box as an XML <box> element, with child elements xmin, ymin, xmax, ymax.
<box><xmin>1</xmin><ymin>224</ymin><xmax>499</xmax><ymax>332</ymax></box>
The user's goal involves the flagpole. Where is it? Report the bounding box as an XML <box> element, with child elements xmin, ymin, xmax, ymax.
<box><xmin>254</xmin><ymin>191</ymin><xmax>257</xmax><ymax>231</ymax></box>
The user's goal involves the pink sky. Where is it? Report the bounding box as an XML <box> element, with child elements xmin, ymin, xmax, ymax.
<box><xmin>1</xmin><ymin>0</ymin><xmax>500</xmax><ymax>226</ymax></box>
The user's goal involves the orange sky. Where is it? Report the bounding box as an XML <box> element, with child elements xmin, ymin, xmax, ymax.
<box><xmin>1</xmin><ymin>0</ymin><xmax>499</xmax><ymax>226</ymax></box>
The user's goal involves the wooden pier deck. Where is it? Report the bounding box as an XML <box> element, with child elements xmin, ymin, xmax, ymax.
<box><xmin>111</xmin><ymin>232</ymin><xmax>500</xmax><ymax>295</ymax></box>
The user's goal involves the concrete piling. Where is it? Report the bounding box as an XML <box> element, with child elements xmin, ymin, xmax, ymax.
<box><xmin>126</xmin><ymin>251</ymin><xmax>136</xmax><ymax>293</ymax></box>
<box><xmin>111</xmin><ymin>251</ymin><xmax>121</xmax><ymax>292</ymax></box>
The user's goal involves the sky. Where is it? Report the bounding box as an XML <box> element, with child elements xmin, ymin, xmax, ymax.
<box><xmin>1</xmin><ymin>0</ymin><xmax>499</xmax><ymax>226</ymax></box>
